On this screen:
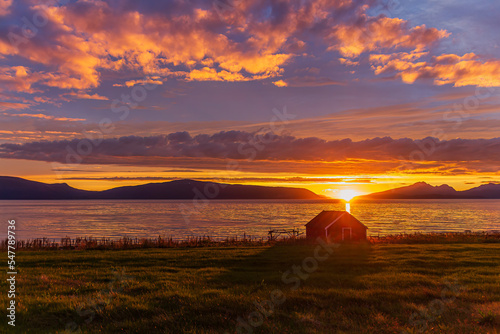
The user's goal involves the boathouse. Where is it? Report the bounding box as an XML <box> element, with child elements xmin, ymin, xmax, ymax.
<box><xmin>306</xmin><ymin>211</ymin><xmax>367</xmax><ymax>242</ymax></box>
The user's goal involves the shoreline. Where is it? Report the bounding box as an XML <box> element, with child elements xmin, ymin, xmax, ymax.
<box><xmin>3</xmin><ymin>231</ymin><xmax>500</xmax><ymax>251</ymax></box>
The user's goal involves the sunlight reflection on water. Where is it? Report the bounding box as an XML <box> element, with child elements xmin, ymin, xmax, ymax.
<box><xmin>1</xmin><ymin>199</ymin><xmax>499</xmax><ymax>240</ymax></box>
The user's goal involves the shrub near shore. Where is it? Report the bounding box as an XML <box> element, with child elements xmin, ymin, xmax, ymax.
<box><xmin>2</xmin><ymin>231</ymin><xmax>499</xmax><ymax>251</ymax></box>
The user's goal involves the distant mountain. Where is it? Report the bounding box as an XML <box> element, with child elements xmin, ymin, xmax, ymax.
<box><xmin>357</xmin><ymin>182</ymin><xmax>500</xmax><ymax>199</ymax></box>
<box><xmin>0</xmin><ymin>176</ymin><xmax>94</xmax><ymax>200</ymax></box>
<box><xmin>461</xmin><ymin>183</ymin><xmax>500</xmax><ymax>198</ymax></box>
<box><xmin>0</xmin><ymin>176</ymin><xmax>326</xmax><ymax>200</ymax></box>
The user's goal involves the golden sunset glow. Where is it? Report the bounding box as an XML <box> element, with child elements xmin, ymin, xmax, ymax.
<box><xmin>336</xmin><ymin>189</ymin><xmax>362</xmax><ymax>202</ymax></box>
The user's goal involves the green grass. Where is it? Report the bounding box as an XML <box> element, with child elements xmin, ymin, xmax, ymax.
<box><xmin>1</xmin><ymin>243</ymin><xmax>499</xmax><ymax>333</ymax></box>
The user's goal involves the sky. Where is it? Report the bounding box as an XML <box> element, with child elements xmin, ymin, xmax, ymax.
<box><xmin>0</xmin><ymin>0</ymin><xmax>499</xmax><ymax>197</ymax></box>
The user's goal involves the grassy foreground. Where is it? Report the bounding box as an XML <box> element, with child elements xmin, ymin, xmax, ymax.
<box><xmin>1</xmin><ymin>243</ymin><xmax>499</xmax><ymax>333</ymax></box>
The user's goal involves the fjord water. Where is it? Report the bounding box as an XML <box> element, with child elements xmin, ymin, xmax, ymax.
<box><xmin>1</xmin><ymin>199</ymin><xmax>499</xmax><ymax>240</ymax></box>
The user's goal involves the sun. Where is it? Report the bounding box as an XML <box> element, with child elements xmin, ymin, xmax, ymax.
<box><xmin>337</xmin><ymin>189</ymin><xmax>361</xmax><ymax>202</ymax></box>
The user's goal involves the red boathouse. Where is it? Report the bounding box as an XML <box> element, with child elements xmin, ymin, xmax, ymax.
<box><xmin>306</xmin><ymin>211</ymin><xmax>367</xmax><ymax>242</ymax></box>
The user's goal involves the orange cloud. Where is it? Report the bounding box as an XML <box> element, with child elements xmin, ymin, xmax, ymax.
<box><xmin>1</xmin><ymin>0</ymin><xmax>496</xmax><ymax>105</ymax></box>
<box><xmin>0</xmin><ymin>101</ymin><xmax>30</xmax><ymax>111</ymax></box>
<box><xmin>339</xmin><ymin>58</ymin><xmax>359</xmax><ymax>66</ymax></box>
<box><xmin>118</xmin><ymin>78</ymin><xmax>164</xmax><ymax>88</ymax></box>
<box><xmin>187</xmin><ymin>67</ymin><xmax>250</xmax><ymax>82</ymax></box>
<box><xmin>0</xmin><ymin>66</ymin><xmax>43</xmax><ymax>94</ymax></box>
<box><xmin>0</xmin><ymin>0</ymin><xmax>300</xmax><ymax>98</ymax></box>
<box><xmin>370</xmin><ymin>52</ymin><xmax>500</xmax><ymax>87</ymax></box>
<box><xmin>53</xmin><ymin>1</ymin><xmax>293</xmax><ymax>82</ymax></box>
<box><xmin>273</xmin><ymin>80</ymin><xmax>288</xmax><ymax>87</ymax></box>
<box><xmin>65</xmin><ymin>92</ymin><xmax>109</xmax><ymax>100</ymax></box>
<box><xmin>330</xmin><ymin>16</ymin><xmax>449</xmax><ymax>58</ymax></box>
<box><xmin>1</xmin><ymin>112</ymin><xmax>85</xmax><ymax>122</ymax></box>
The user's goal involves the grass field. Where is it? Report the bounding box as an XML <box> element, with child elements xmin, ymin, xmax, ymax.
<box><xmin>1</xmin><ymin>243</ymin><xmax>499</xmax><ymax>333</ymax></box>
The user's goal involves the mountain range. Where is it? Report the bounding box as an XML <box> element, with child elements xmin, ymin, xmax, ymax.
<box><xmin>357</xmin><ymin>181</ymin><xmax>500</xmax><ymax>199</ymax></box>
<box><xmin>1</xmin><ymin>177</ymin><xmax>499</xmax><ymax>200</ymax></box>
<box><xmin>0</xmin><ymin>176</ymin><xmax>326</xmax><ymax>200</ymax></box>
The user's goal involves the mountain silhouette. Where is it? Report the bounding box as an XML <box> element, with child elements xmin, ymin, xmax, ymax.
<box><xmin>0</xmin><ymin>176</ymin><xmax>94</xmax><ymax>199</ymax></box>
<box><xmin>0</xmin><ymin>176</ymin><xmax>326</xmax><ymax>200</ymax></box>
<box><xmin>357</xmin><ymin>181</ymin><xmax>500</xmax><ymax>199</ymax></box>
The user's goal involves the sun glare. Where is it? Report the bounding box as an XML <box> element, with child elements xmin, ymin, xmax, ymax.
<box><xmin>337</xmin><ymin>189</ymin><xmax>361</xmax><ymax>202</ymax></box>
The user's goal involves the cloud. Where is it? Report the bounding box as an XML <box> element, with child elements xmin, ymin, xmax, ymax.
<box><xmin>65</xmin><ymin>92</ymin><xmax>109</xmax><ymax>100</ymax></box>
<box><xmin>0</xmin><ymin>101</ymin><xmax>30</xmax><ymax>111</ymax></box>
<box><xmin>370</xmin><ymin>52</ymin><xmax>500</xmax><ymax>87</ymax></box>
<box><xmin>339</xmin><ymin>58</ymin><xmax>359</xmax><ymax>66</ymax></box>
<box><xmin>186</xmin><ymin>67</ymin><xmax>267</xmax><ymax>82</ymax></box>
<box><xmin>2</xmin><ymin>131</ymin><xmax>500</xmax><ymax>173</ymax></box>
<box><xmin>0</xmin><ymin>0</ymin><xmax>12</xmax><ymax>16</ymax></box>
<box><xmin>62</xmin><ymin>176</ymin><xmax>180</xmax><ymax>182</ymax></box>
<box><xmin>1</xmin><ymin>112</ymin><xmax>85</xmax><ymax>122</ymax></box>
<box><xmin>3</xmin><ymin>93</ymin><xmax>500</xmax><ymax>144</ymax></box>
<box><xmin>0</xmin><ymin>0</ymin><xmax>477</xmax><ymax>107</ymax></box>
<box><xmin>328</xmin><ymin>16</ymin><xmax>449</xmax><ymax>58</ymax></box>
<box><xmin>273</xmin><ymin>80</ymin><xmax>288</xmax><ymax>87</ymax></box>
<box><xmin>60</xmin><ymin>176</ymin><xmax>373</xmax><ymax>184</ymax></box>
<box><xmin>0</xmin><ymin>66</ymin><xmax>43</xmax><ymax>94</ymax></box>
<box><xmin>117</xmin><ymin>78</ymin><xmax>164</xmax><ymax>88</ymax></box>
<box><xmin>0</xmin><ymin>0</ymin><xmax>302</xmax><ymax>96</ymax></box>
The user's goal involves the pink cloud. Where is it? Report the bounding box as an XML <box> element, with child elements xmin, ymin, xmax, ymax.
<box><xmin>0</xmin><ymin>0</ymin><xmax>12</xmax><ymax>16</ymax></box>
